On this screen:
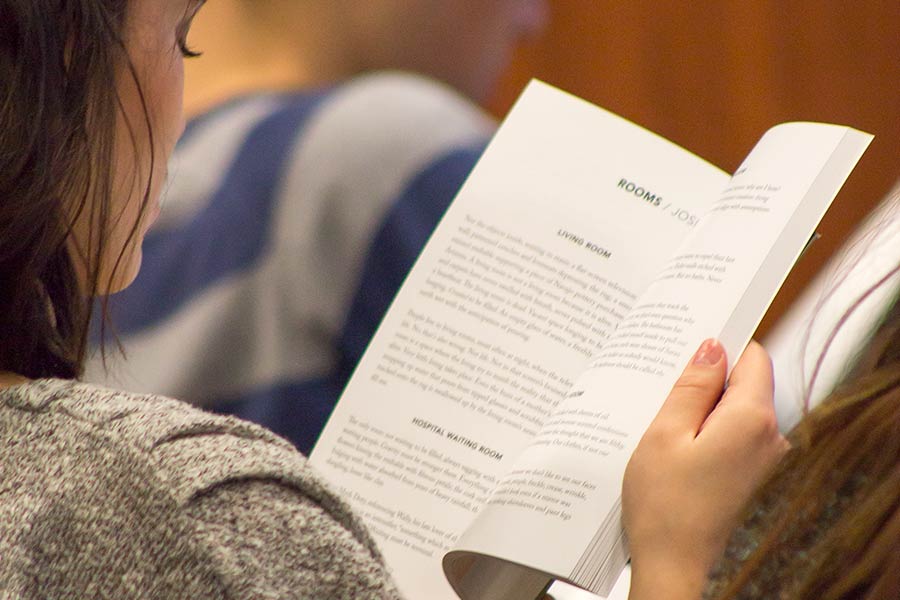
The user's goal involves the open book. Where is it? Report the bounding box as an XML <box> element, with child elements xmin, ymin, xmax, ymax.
<box><xmin>308</xmin><ymin>81</ymin><xmax>871</xmax><ymax>599</ymax></box>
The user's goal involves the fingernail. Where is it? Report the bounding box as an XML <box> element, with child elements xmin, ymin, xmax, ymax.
<box><xmin>693</xmin><ymin>339</ymin><xmax>723</xmax><ymax>366</ymax></box>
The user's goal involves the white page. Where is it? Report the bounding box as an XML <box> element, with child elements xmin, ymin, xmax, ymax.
<box><xmin>309</xmin><ymin>81</ymin><xmax>729</xmax><ymax>599</ymax></box>
<box><xmin>447</xmin><ymin>122</ymin><xmax>872</xmax><ymax>597</ymax></box>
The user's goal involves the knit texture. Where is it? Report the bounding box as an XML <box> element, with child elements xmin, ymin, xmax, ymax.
<box><xmin>0</xmin><ymin>379</ymin><xmax>402</xmax><ymax>599</ymax></box>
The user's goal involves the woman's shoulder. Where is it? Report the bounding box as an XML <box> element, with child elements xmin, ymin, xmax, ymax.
<box><xmin>0</xmin><ymin>379</ymin><xmax>239</xmax><ymax>597</ymax></box>
<box><xmin>0</xmin><ymin>379</ymin><xmax>399</xmax><ymax>598</ymax></box>
<box><xmin>3</xmin><ymin>378</ymin><xmax>288</xmax><ymax>455</ymax></box>
<box><xmin>1</xmin><ymin>378</ymin><xmax>337</xmax><ymax>508</ymax></box>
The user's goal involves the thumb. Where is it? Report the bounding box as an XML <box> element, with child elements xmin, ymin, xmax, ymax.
<box><xmin>652</xmin><ymin>339</ymin><xmax>728</xmax><ymax>437</ymax></box>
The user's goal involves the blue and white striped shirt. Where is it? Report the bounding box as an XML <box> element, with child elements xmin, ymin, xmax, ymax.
<box><xmin>88</xmin><ymin>73</ymin><xmax>493</xmax><ymax>454</ymax></box>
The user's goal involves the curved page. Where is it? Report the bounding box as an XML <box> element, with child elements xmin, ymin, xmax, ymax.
<box><xmin>309</xmin><ymin>80</ymin><xmax>728</xmax><ymax>600</ymax></box>
<box><xmin>445</xmin><ymin>121</ymin><xmax>871</xmax><ymax>598</ymax></box>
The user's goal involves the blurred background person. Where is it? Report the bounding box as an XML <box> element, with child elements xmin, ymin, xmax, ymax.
<box><xmin>181</xmin><ymin>0</ymin><xmax>550</xmax><ymax>113</ymax></box>
<box><xmin>88</xmin><ymin>0</ymin><xmax>550</xmax><ymax>455</ymax></box>
<box><xmin>91</xmin><ymin>2</ymin><xmax>900</xmax><ymax>457</ymax></box>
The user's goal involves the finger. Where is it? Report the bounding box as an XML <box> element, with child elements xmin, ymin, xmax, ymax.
<box><xmin>704</xmin><ymin>340</ymin><xmax>781</xmax><ymax>442</ymax></box>
<box><xmin>652</xmin><ymin>338</ymin><xmax>728</xmax><ymax>436</ymax></box>
<box><xmin>725</xmin><ymin>340</ymin><xmax>774</xmax><ymax>405</ymax></box>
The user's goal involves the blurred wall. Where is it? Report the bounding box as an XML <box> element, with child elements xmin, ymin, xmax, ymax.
<box><xmin>488</xmin><ymin>0</ymin><xmax>900</xmax><ymax>335</ymax></box>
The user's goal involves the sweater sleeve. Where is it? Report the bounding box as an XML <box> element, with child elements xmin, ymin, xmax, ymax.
<box><xmin>183</xmin><ymin>479</ymin><xmax>403</xmax><ymax>600</ymax></box>
<box><xmin>8</xmin><ymin>380</ymin><xmax>405</xmax><ymax>600</ymax></box>
<box><xmin>117</xmin><ymin>390</ymin><xmax>404</xmax><ymax>599</ymax></box>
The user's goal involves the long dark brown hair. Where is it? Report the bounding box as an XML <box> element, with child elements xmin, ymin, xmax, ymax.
<box><xmin>708</xmin><ymin>264</ymin><xmax>900</xmax><ymax>599</ymax></box>
<box><xmin>0</xmin><ymin>0</ymin><xmax>150</xmax><ymax>379</ymax></box>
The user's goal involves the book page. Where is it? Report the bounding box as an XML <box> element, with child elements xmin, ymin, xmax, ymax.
<box><xmin>446</xmin><ymin>122</ymin><xmax>871</xmax><ymax>598</ymax></box>
<box><xmin>309</xmin><ymin>81</ymin><xmax>729</xmax><ymax>599</ymax></box>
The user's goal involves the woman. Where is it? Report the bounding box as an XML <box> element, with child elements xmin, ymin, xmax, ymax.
<box><xmin>0</xmin><ymin>1</ymin><xmax>859</xmax><ymax>599</ymax></box>
<box><xmin>0</xmin><ymin>2</ymin><xmax>401</xmax><ymax>597</ymax></box>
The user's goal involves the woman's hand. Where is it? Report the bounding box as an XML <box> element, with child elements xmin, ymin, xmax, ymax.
<box><xmin>622</xmin><ymin>339</ymin><xmax>789</xmax><ymax>600</ymax></box>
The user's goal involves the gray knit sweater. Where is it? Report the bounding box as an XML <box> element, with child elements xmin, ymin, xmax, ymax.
<box><xmin>0</xmin><ymin>379</ymin><xmax>403</xmax><ymax>599</ymax></box>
